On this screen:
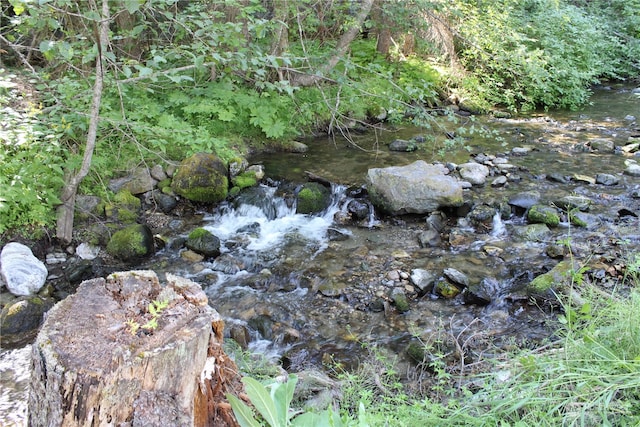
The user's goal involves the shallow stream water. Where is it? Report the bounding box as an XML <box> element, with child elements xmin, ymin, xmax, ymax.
<box><xmin>1</xmin><ymin>84</ymin><xmax>638</xmax><ymax>425</ymax></box>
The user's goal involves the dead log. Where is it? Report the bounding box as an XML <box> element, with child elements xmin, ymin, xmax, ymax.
<box><xmin>28</xmin><ymin>270</ymin><xmax>243</xmax><ymax>427</ymax></box>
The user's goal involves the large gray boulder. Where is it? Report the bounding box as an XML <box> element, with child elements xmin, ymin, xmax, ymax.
<box><xmin>1</xmin><ymin>242</ymin><xmax>48</xmax><ymax>296</ymax></box>
<box><xmin>366</xmin><ymin>161</ymin><xmax>464</xmax><ymax>215</ymax></box>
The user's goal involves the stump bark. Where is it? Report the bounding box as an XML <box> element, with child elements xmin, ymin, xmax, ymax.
<box><xmin>28</xmin><ymin>270</ymin><xmax>243</xmax><ymax>427</ymax></box>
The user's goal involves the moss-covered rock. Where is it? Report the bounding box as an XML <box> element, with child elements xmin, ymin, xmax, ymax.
<box><xmin>104</xmin><ymin>190</ymin><xmax>141</xmax><ymax>223</ymax></box>
<box><xmin>171</xmin><ymin>152</ymin><xmax>229</xmax><ymax>203</ymax></box>
<box><xmin>231</xmin><ymin>171</ymin><xmax>258</xmax><ymax>191</ymax></box>
<box><xmin>527</xmin><ymin>204</ymin><xmax>560</xmax><ymax>227</ymax></box>
<box><xmin>391</xmin><ymin>289</ymin><xmax>410</xmax><ymax>313</ymax></box>
<box><xmin>296</xmin><ymin>182</ymin><xmax>331</xmax><ymax>214</ymax></box>
<box><xmin>185</xmin><ymin>227</ymin><xmax>221</xmax><ymax>258</ymax></box>
<box><xmin>106</xmin><ymin>224</ymin><xmax>154</xmax><ymax>261</ymax></box>
<box><xmin>526</xmin><ymin>260</ymin><xmax>580</xmax><ymax>295</ymax></box>
<box><xmin>434</xmin><ymin>279</ymin><xmax>461</xmax><ymax>299</ymax></box>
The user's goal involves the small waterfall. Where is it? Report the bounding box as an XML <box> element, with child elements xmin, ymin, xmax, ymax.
<box><xmin>203</xmin><ymin>183</ymin><xmax>348</xmax><ymax>269</ymax></box>
<box><xmin>490</xmin><ymin>211</ymin><xmax>507</xmax><ymax>238</ymax></box>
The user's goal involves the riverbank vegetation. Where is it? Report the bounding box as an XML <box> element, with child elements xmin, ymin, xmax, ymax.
<box><xmin>1</xmin><ymin>0</ymin><xmax>638</xmax><ymax>236</ymax></box>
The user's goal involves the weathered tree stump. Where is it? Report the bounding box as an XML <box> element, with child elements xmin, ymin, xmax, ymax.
<box><xmin>28</xmin><ymin>270</ymin><xmax>243</xmax><ymax>427</ymax></box>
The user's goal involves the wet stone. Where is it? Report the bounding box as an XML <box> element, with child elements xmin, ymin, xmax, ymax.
<box><xmin>509</xmin><ymin>191</ymin><xmax>540</xmax><ymax>210</ymax></box>
<box><xmin>554</xmin><ymin>195</ymin><xmax>592</xmax><ymax>212</ymax></box>
<box><xmin>595</xmin><ymin>173</ymin><xmax>619</xmax><ymax>186</ymax></box>
<box><xmin>443</xmin><ymin>268</ymin><xmax>469</xmax><ymax>287</ymax></box>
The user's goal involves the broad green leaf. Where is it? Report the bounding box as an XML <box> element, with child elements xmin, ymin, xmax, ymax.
<box><xmin>242</xmin><ymin>376</ymin><xmax>279</xmax><ymax>427</ymax></box>
<box><xmin>226</xmin><ymin>394</ymin><xmax>261</xmax><ymax>427</ymax></box>
<box><xmin>271</xmin><ymin>374</ymin><xmax>297</xmax><ymax>425</ymax></box>
<box><xmin>123</xmin><ymin>0</ymin><xmax>143</xmax><ymax>14</ymax></box>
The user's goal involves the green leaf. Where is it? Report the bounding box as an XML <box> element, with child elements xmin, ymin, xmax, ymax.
<box><xmin>242</xmin><ymin>377</ymin><xmax>280</xmax><ymax>427</ymax></box>
<box><xmin>271</xmin><ymin>375</ymin><xmax>297</xmax><ymax>425</ymax></box>
<box><xmin>226</xmin><ymin>394</ymin><xmax>261</xmax><ymax>427</ymax></box>
<box><xmin>123</xmin><ymin>0</ymin><xmax>143</xmax><ymax>14</ymax></box>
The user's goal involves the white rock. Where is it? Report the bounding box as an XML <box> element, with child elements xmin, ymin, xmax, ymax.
<box><xmin>76</xmin><ymin>243</ymin><xmax>100</xmax><ymax>260</ymax></box>
<box><xmin>458</xmin><ymin>162</ymin><xmax>490</xmax><ymax>186</ymax></box>
<box><xmin>1</xmin><ymin>242</ymin><xmax>48</xmax><ymax>296</ymax></box>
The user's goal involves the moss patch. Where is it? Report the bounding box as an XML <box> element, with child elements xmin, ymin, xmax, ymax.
<box><xmin>106</xmin><ymin>224</ymin><xmax>154</xmax><ymax>261</ymax></box>
<box><xmin>296</xmin><ymin>183</ymin><xmax>331</xmax><ymax>214</ymax></box>
<box><xmin>171</xmin><ymin>152</ymin><xmax>229</xmax><ymax>203</ymax></box>
<box><xmin>527</xmin><ymin>205</ymin><xmax>560</xmax><ymax>227</ymax></box>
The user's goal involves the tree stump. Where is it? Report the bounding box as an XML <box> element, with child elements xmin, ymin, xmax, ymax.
<box><xmin>28</xmin><ymin>270</ymin><xmax>243</xmax><ymax>427</ymax></box>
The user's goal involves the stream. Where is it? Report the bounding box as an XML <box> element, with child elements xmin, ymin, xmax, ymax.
<box><xmin>1</xmin><ymin>84</ymin><xmax>639</xmax><ymax>425</ymax></box>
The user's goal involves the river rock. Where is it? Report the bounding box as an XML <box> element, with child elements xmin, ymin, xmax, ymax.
<box><xmin>464</xmin><ymin>277</ymin><xmax>499</xmax><ymax>305</ymax></box>
<box><xmin>589</xmin><ymin>138</ymin><xmax>615</xmax><ymax>152</ymax></box>
<box><xmin>547</xmin><ymin>173</ymin><xmax>571</xmax><ymax>184</ymax></box>
<box><xmin>185</xmin><ymin>227</ymin><xmax>221</xmax><ymax>258</ymax></box>
<box><xmin>388</xmin><ymin>139</ymin><xmax>418</xmax><ymax>152</ymax></box>
<box><xmin>624</xmin><ymin>159</ymin><xmax>640</xmax><ymax>177</ymax></box>
<box><xmin>104</xmin><ymin>189</ymin><xmax>141</xmax><ymax>222</ymax></box>
<box><xmin>527</xmin><ymin>205</ymin><xmax>560</xmax><ymax>227</ymax></box>
<box><xmin>511</xmin><ymin>147</ymin><xmax>532</xmax><ymax>156</ymax></box>
<box><xmin>553</xmin><ymin>195</ymin><xmax>592</xmax><ymax>212</ymax></box>
<box><xmin>390</xmin><ymin>288</ymin><xmax>410</xmax><ymax>313</ymax></box>
<box><xmin>491</xmin><ymin>176</ymin><xmax>508</xmax><ymax>187</ymax></box>
<box><xmin>468</xmin><ymin>204</ymin><xmax>497</xmax><ymax>228</ymax></box>
<box><xmin>443</xmin><ymin>268</ymin><xmax>469</xmax><ymax>287</ymax></box>
<box><xmin>1</xmin><ymin>242</ymin><xmax>48</xmax><ymax>296</ymax></box>
<box><xmin>0</xmin><ymin>295</ymin><xmax>55</xmax><ymax>347</ymax></box>
<box><xmin>171</xmin><ymin>152</ymin><xmax>229</xmax><ymax>203</ymax></box>
<box><xmin>366</xmin><ymin>161</ymin><xmax>464</xmax><ymax>215</ymax></box>
<box><xmin>106</xmin><ymin>224</ymin><xmax>155</xmax><ymax>261</ymax></box>
<box><xmin>417</xmin><ymin>227</ymin><xmax>441</xmax><ymax>247</ymax></box>
<box><xmin>526</xmin><ymin>260</ymin><xmax>580</xmax><ymax>295</ymax></box>
<box><xmin>595</xmin><ymin>173</ymin><xmax>619</xmax><ymax>186</ymax></box>
<box><xmin>410</xmin><ymin>269</ymin><xmax>437</xmax><ymax>293</ymax></box>
<box><xmin>108</xmin><ymin>167</ymin><xmax>157</xmax><ymax>195</ymax></box>
<box><xmin>434</xmin><ymin>278</ymin><xmax>462</xmax><ymax>299</ymax></box>
<box><xmin>296</xmin><ymin>182</ymin><xmax>331</xmax><ymax>214</ymax></box>
<box><xmin>347</xmin><ymin>199</ymin><xmax>371</xmax><ymax>220</ymax></box>
<box><xmin>514</xmin><ymin>223</ymin><xmax>551</xmax><ymax>242</ymax></box>
<box><xmin>508</xmin><ymin>191</ymin><xmax>540</xmax><ymax>210</ymax></box>
<box><xmin>458</xmin><ymin>162</ymin><xmax>490</xmax><ymax>186</ymax></box>
<box><xmin>75</xmin><ymin>243</ymin><xmax>100</xmax><ymax>260</ymax></box>
<box><xmin>573</xmin><ymin>174</ymin><xmax>596</xmax><ymax>184</ymax></box>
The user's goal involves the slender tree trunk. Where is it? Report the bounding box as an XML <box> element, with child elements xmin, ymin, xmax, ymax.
<box><xmin>56</xmin><ymin>0</ymin><xmax>108</xmax><ymax>244</ymax></box>
<box><xmin>373</xmin><ymin>0</ymin><xmax>392</xmax><ymax>57</ymax></box>
<box><xmin>291</xmin><ymin>0</ymin><xmax>373</xmax><ymax>87</ymax></box>
<box><xmin>270</xmin><ymin>0</ymin><xmax>289</xmax><ymax>81</ymax></box>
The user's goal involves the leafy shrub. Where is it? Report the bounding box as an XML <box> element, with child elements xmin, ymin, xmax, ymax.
<box><xmin>0</xmin><ymin>72</ymin><xmax>65</xmax><ymax>234</ymax></box>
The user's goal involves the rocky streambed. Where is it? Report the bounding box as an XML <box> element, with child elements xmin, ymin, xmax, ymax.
<box><xmin>1</xmin><ymin>84</ymin><xmax>639</xmax><ymax>424</ymax></box>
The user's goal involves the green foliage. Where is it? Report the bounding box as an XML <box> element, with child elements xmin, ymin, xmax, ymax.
<box><xmin>0</xmin><ymin>71</ymin><xmax>65</xmax><ymax>234</ymax></box>
<box><xmin>126</xmin><ymin>298</ymin><xmax>170</xmax><ymax>335</ymax></box>
<box><xmin>227</xmin><ymin>375</ymin><xmax>343</xmax><ymax>427</ymax></box>
<box><xmin>450</xmin><ymin>0</ymin><xmax>639</xmax><ymax>111</ymax></box>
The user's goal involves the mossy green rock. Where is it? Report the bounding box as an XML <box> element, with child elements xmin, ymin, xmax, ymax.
<box><xmin>171</xmin><ymin>152</ymin><xmax>229</xmax><ymax>203</ymax></box>
<box><xmin>434</xmin><ymin>279</ymin><xmax>461</xmax><ymax>299</ymax></box>
<box><xmin>527</xmin><ymin>205</ymin><xmax>560</xmax><ymax>227</ymax></box>
<box><xmin>391</xmin><ymin>289</ymin><xmax>410</xmax><ymax>313</ymax></box>
<box><xmin>185</xmin><ymin>227</ymin><xmax>221</xmax><ymax>258</ymax></box>
<box><xmin>106</xmin><ymin>224</ymin><xmax>154</xmax><ymax>261</ymax></box>
<box><xmin>296</xmin><ymin>182</ymin><xmax>331</xmax><ymax>214</ymax></box>
<box><xmin>526</xmin><ymin>260</ymin><xmax>580</xmax><ymax>295</ymax></box>
<box><xmin>104</xmin><ymin>189</ymin><xmax>141</xmax><ymax>223</ymax></box>
<box><xmin>231</xmin><ymin>171</ymin><xmax>258</xmax><ymax>191</ymax></box>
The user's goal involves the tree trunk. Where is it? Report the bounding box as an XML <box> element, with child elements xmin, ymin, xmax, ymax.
<box><xmin>28</xmin><ymin>271</ymin><xmax>243</xmax><ymax>427</ymax></box>
<box><xmin>291</xmin><ymin>0</ymin><xmax>374</xmax><ymax>87</ymax></box>
<box><xmin>56</xmin><ymin>0</ymin><xmax>108</xmax><ymax>244</ymax></box>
